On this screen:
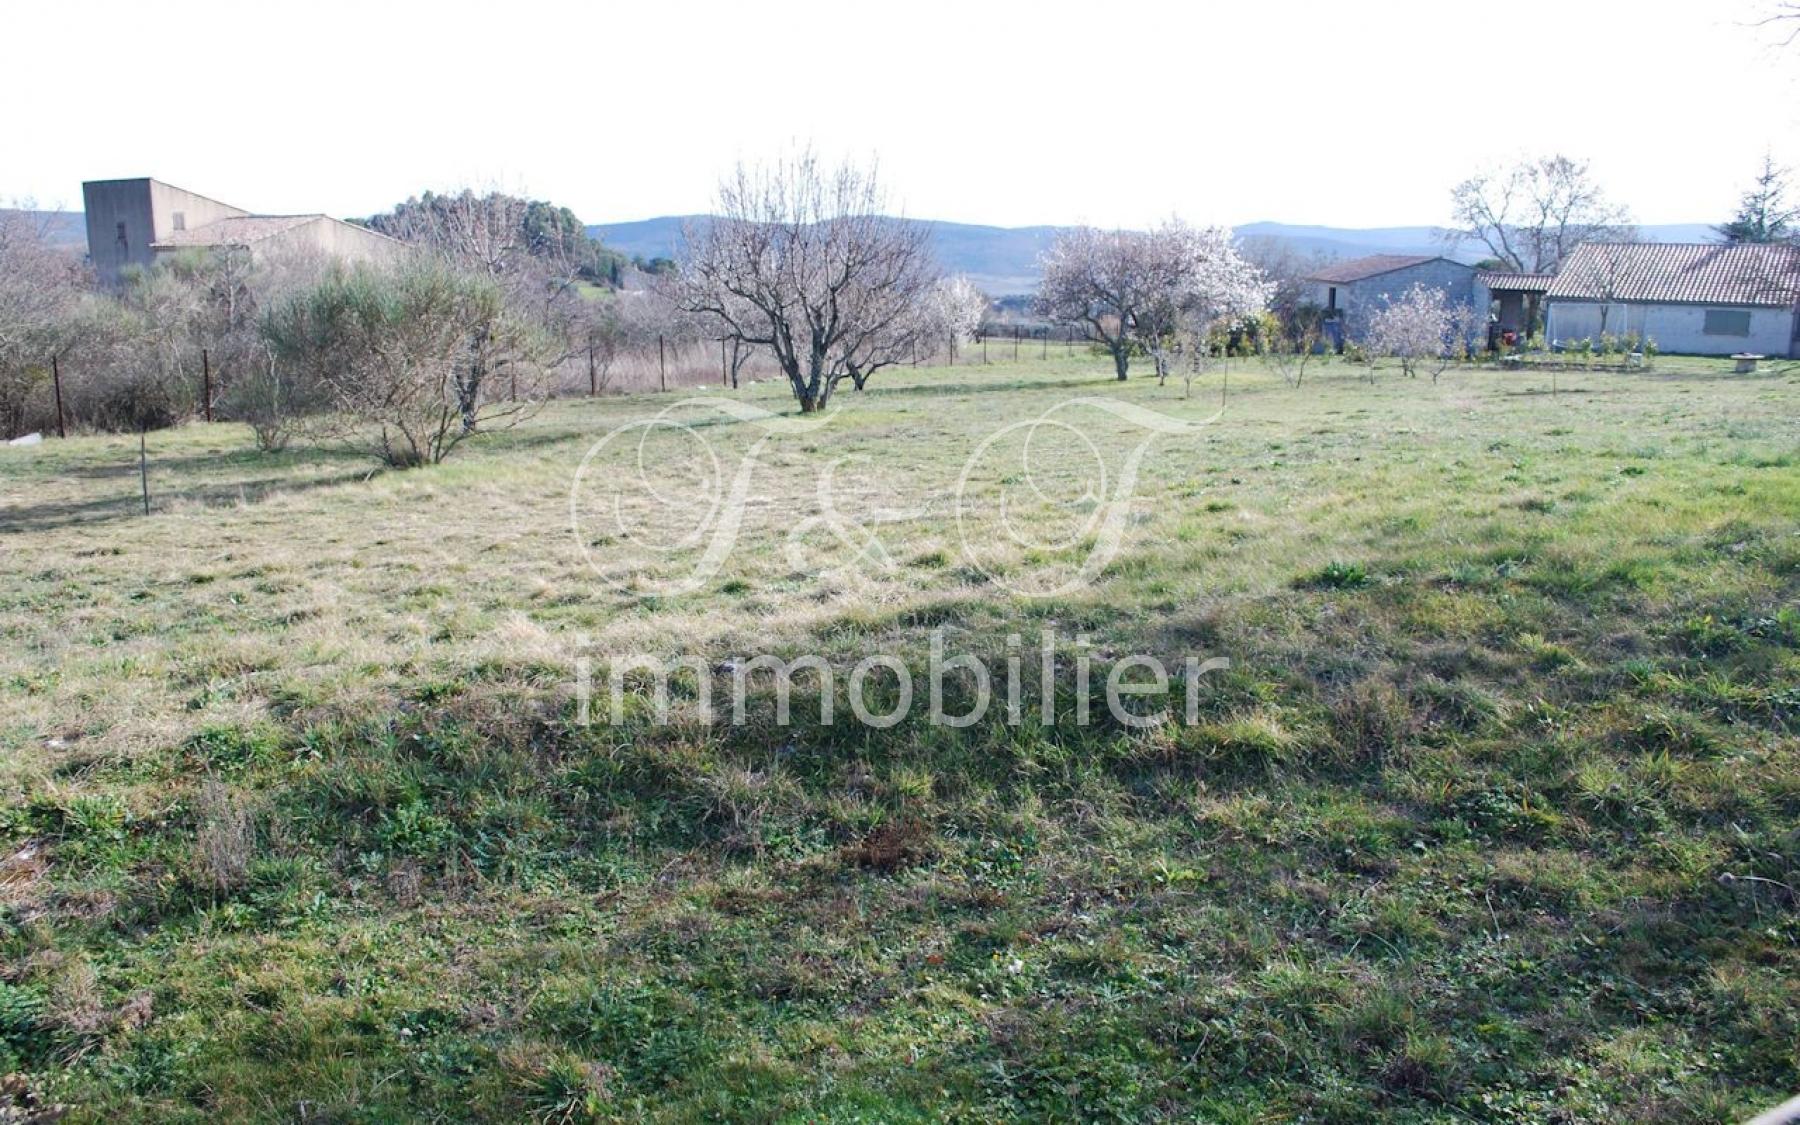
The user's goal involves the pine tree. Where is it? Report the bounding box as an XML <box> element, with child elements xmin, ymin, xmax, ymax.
<box><xmin>1715</xmin><ymin>155</ymin><xmax>1798</xmax><ymax>244</ymax></box>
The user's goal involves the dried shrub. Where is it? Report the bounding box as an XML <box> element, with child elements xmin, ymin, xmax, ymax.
<box><xmin>190</xmin><ymin>781</ymin><xmax>255</xmax><ymax>895</ymax></box>
<box><xmin>842</xmin><ymin>817</ymin><xmax>933</xmax><ymax>872</ymax></box>
<box><xmin>1333</xmin><ymin>679</ymin><xmax>1419</xmax><ymax>767</ymax></box>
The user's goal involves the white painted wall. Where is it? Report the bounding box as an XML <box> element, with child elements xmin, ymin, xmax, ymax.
<box><xmin>1546</xmin><ymin>300</ymin><xmax>1797</xmax><ymax>357</ymax></box>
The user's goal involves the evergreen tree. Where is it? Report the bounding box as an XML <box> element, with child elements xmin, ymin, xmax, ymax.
<box><xmin>1716</xmin><ymin>155</ymin><xmax>1798</xmax><ymax>243</ymax></box>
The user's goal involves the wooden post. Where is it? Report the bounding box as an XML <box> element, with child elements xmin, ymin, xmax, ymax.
<box><xmin>1013</xmin><ymin>326</ymin><xmax>1019</xmax><ymax>361</ymax></box>
<box><xmin>588</xmin><ymin>345</ymin><xmax>597</xmax><ymax>396</ymax></box>
<box><xmin>658</xmin><ymin>335</ymin><xmax>667</xmax><ymax>392</ymax></box>
<box><xmin>1041</xmin><ymin>328</ymin><xmax>1047</xmax><ymax>360</ymax></box>
<box><xmin>201</xmin><ymin>348</ymin><xmax>212</xmax><ymax>423</ymax></box>
<box><xmin>982</xmin><ymin>334</ymin><xmax>988</xmax><ymax>364</ymax></box>
<box><xmin>949</xmin><ymin>336</ymin><xmax>955</xmax><ymax>366</ymax></box>
<box><xmin>51</xmin><ymin>354</ymin><xmax>66</xmax><ymax>439</ymax></box>
<box><xmin>139</xmin><ymin>425</ymin><xmax>150</xmax><ymax>516</ymax></box>
<box><xmin>720</xmin><ymin>337</ymin><xmax>728</xmax><ymax>386</ymax></box>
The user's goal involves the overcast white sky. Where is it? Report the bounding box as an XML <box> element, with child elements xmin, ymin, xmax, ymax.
<box><xmin>7</xmin><ymin>0</ymin><xmax>1797</xmax><ymax>230</ymax></box>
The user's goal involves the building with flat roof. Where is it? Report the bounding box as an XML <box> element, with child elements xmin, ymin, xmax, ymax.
<box><xmin>81</xmin><ymin>177</ymin><xmax>400</xmax><ymax>285</ymax></box>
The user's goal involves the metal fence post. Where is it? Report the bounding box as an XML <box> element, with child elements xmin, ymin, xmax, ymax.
<box><xmin>51</xmin><ymin>354</ymin><xmax>66</xmax><ymax>438</ymax></box>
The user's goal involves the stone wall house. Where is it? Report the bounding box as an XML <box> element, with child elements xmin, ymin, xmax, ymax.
<box><xmin>1303</xmin><ymin>254</ymin><xmax>1479</xmax><ymax>349</ymax></box>
<box><xmin>1543</xmin><ymin>242</ymin><xmax>1800</xmax><ymax>358</ymax></box>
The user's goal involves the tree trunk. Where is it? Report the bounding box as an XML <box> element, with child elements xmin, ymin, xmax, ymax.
<box><xmin>1112</xmin><ymin>343</ymin><xmax>1130</xmax><ymax>381</ymax></box>
<box><xmin>728</xmin><ymin>338</ymin><xmax>749</xmax><ymax>389</ymax></box>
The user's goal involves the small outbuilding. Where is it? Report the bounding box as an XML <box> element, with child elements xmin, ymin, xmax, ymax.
<box><xmin>1303</xmin><ymin>254</ymin><xmax>1479</xmax><ymax>349</ymax></box>
<box><xmin>1543</xmin><ymin>242</ymin><xmax>1800</xmax><ymax>359</ymax></box>
<box><xmin>1474</xmin><ymin>271</ymin><xmax>1554</xmax><ymax>347</ymax></box>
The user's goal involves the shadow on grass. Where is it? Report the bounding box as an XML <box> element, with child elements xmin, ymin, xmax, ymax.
<box><xmin>44</xmin><ymin>443</ymin><xmax>374</xmax><ymax>481</ymax></box>
<box><xmin>859</xmin><ymin>374</ymin><xmax>1126</xmax><ymax>399</ymax></box>
<box><xmin>0</xmin><ymin>469</ymin><xmax>378</xmax><ymax>533</ymax></box>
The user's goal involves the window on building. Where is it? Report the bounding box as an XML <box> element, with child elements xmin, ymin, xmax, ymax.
<box><xmin>1703</xmin><ymin>309</ymin><xmax>1752</xmax><ymax>337</ymax></box>
<box><xmin>172</xmin><ymin>211</ymin><xmax>185</xmax><ymax>232</ymax></box>
<box><xmin>115</xmin><ymin>221</ymin><xmax>127</xmax><ymax>255</ymax></box>
<box><xmin>1327</xmin><ymin>286</ymin><xmax>1338</xmax><ymax>311</ymax></box>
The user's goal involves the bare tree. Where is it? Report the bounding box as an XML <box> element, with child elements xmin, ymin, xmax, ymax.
<box><xmin>722</xmin><ymin>334</ymin><xmax>757</xmax><ymax>388</ymax></box>
<box><xmin>1238</xmin><ymin>236</ymin><xmax>1331</xmax><ymax>331</ymax></box>
<box><xmin>1448</xmin><ymin>155</ymin><xmax>1636</xmax><ymax>273</ymax></box>
<box><xmin>573</xmin><ymin>301</ymin><xmax>627</xmax><ymax>395</ymax></box>
<box><xmin>1263</xmin><ymin>321</ymin><xmax>1324</xmax><ymax>389</ymax></box>
<box><xmin>675</xmin><ymin>152</ymin><xmax>936</xmax><ymax>412</ymax></box>
<box><xmin>844</xmin><ymin>298</ymin><xmax>933</xmax><ymax>391</ymax></box>
<box><xmin>1754</xmin><ymin>2</ymin><xmax>1800</xmax><ymax>45</ymax></box>
<box><xmin>1179</xmin><ymin>320</ymin><xmax>1223</xmax><ymax>400</ymax></box>
<box><xmin>0</xmin><ymin>206</ymin><xmax>86</xmax><ymax>436</ymax></box>
<box><xmin>1583</xmin><ymin>240</ymin><xmax>1641</xmax><ymax>339</ymax></box>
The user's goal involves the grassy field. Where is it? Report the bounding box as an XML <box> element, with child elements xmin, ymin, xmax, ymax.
<box><xmin>1</xmin><ymin>353</ymin><xmax>1797</xmax><ymax>1122</ymax></box>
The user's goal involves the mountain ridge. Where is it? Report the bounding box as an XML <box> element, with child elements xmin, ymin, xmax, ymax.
<box><xmin>588</xmin><ymin>216</ymin><xmax>1718</xmax><ymax>295</ymax></box>
<box><xmin>8</xmin><ymin>208</ymin><xmax>1718</xmax><ymax>296</ymax></box>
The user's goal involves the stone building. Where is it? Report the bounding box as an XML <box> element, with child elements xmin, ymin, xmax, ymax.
<box><xmin>1303</xmin><ymin>254</ymin><xmax>1479</xmax><ymax>349</ymax></box>
<box><xmin>81</xmin><ymin>177</ymin><xmax>401</xmax><ymax>285</ymax></box>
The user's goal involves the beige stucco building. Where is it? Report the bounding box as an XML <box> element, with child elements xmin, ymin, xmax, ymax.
<box><xmin>81</xmin><ymin>177</ymin><xmax>401</xmax><ymax>285</ymax></box>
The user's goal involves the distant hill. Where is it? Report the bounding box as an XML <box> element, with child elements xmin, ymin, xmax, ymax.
<box><xmin>8</xmin><ymin>208</ymin><xmax>1717</xmax><ymax>294</ymax></box>
<box><xmin>588</xmin><ymin>215</ymin><xmax>1055</xmax><ymax>294</ymax></box>
<box><xmin>588</xmin><ymin>217</ymin><xmax>1720</xmax><ymax>296</ymax></box>
<box><xmin>584</xmin><ymin>215</ymin><xmax>700</xmax><ymax>265</ymax></box>
<box><xmin>1</xmin><ymin>210</ymin><xmax>86</xmax><ymax>251</ymax></box>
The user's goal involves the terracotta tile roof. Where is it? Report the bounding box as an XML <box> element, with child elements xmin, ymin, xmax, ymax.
<box><xmin>152</xmin><ymin>215</ymin><xmax>320</xmax><ymax>248</ymax></box>
<box><xmin>1305</xmin><ymin>254</ymin><xmax>1440</xmax><ymax>284</ymax></box>
<box><xmin>1546</xmin><ymin>242</ymin><xmax>1800</xmax><ymax>308</ymax></box>
<box><xmin>1477</xmin><ymin>271</ymin><xmax>1555</xmax><ymax>293</ymax></box>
